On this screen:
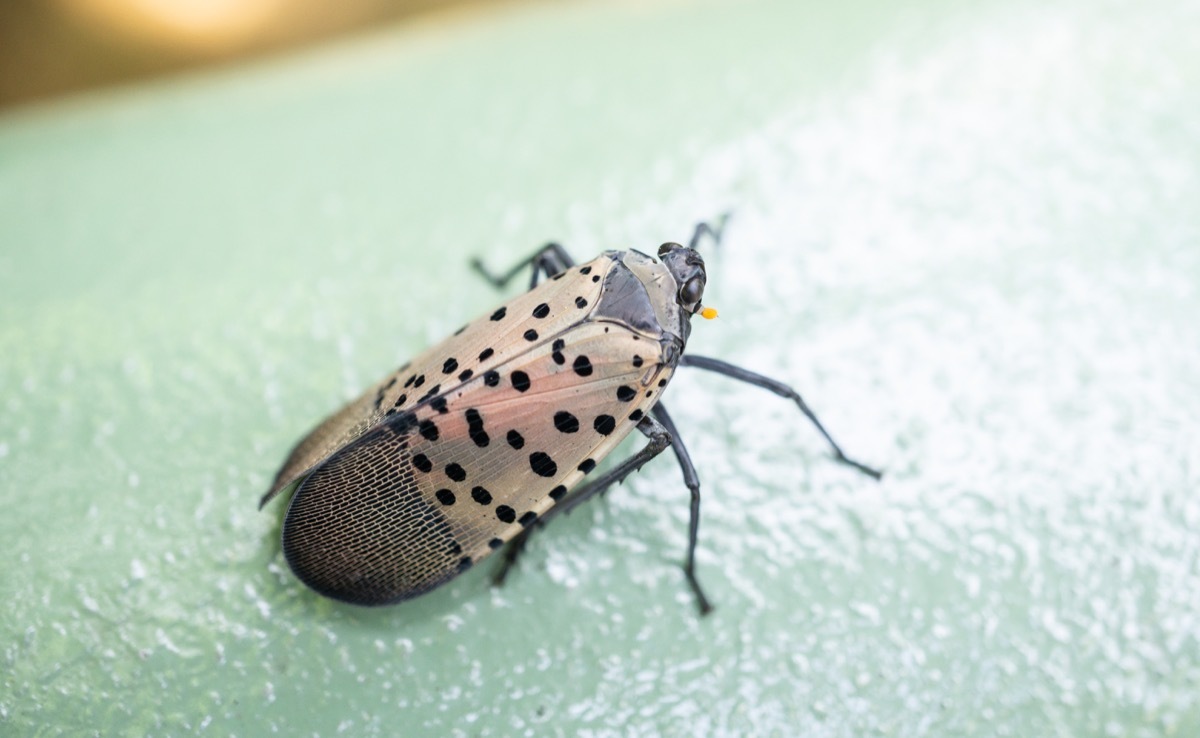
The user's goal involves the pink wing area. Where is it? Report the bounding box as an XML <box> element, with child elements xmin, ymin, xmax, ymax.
<box><xmin>272</xmin><ymin>311</ymin><xmax>675</xmax><ymax>605</ymax></box>
<box><xmin>261</xmin><ymin>255</ymin><xmax>616</xmax><ymax>508</ymax></box>
<box><xmin>396</xmin><ymin>323</ymin><xmax>673</xmax><ymax>560</ymax></box>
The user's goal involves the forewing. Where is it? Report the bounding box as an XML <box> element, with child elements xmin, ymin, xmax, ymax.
<box><xmin>399</xmin><ymin>321</ymin><xmax>673</xmax><ymax>568</ymax></box>
<box><xmin>263</xmin><ymin>255</ymin><xmax>615</xmax><ymax>506</ymax></box>
<box><xmin>261</xmin><ymin>381</ymin><xmax>388</xmax><ymax>507</ymax></box>
<box><xmin>278</xmin><ymin>321</ymin><xmax>671</xmax><ymax>605</ymax></box>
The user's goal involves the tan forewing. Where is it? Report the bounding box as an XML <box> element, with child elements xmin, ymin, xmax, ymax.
<box><xmin>399</xmin><ymin>321</ymin><xmax>673</xmax><ymax>569</ymax></box>
<box><xmin>262</xmin><ymin>254</ymin><xmax>615</xmax><ymax>505</ymax></box>
<box><xmin>279</xmin><ymin>320</ymin><xmax>671</xmax><ymax>604</ymax></box>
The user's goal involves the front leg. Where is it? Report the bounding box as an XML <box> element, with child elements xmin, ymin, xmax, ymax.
<box><xmin>471</xmin><ymin>242</ymin><xmax>576</xmax><ymax>291</ymax></box>
<box><xmin>688</xmin><ymin>213</ymin><xmax>732</xmax><ymax>251</ymax></box>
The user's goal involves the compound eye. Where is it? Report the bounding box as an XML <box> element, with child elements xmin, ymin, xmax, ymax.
<box><xmin>679</xmin><ymin>276</ymin><xmax>705</xmax><ymax>306</ymax></box>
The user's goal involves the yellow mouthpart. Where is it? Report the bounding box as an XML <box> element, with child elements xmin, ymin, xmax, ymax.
<box><xmin>700</xmin><ymin>306</ymin><xmax>718</xmax><ymax>320</ymax></box>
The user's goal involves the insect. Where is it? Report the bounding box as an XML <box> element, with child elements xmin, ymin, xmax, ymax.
<box><xmin>260</xmin><ymin>218</ymin><xmax>880</xmax><ymax>614</ymax></box>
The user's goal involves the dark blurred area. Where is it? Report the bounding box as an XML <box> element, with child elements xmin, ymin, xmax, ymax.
<box><xmin>0</xmin><ymin>0</ymin><xmax>462</xmax><ymax>110</ymax></box>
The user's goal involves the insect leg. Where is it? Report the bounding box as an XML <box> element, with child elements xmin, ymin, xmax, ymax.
<box><xmin>552</xmin><ymin>414</ymin><xmax>672</xmax><ymax>516</ymax></box>
<box><xmin>471</xmin><ymin>242</ymin><xmax>577</xmax><ymax>290</ymax></box>
<box><xmin>687</xmin><ymin>212</ymin><xmax>732</xmax><ymax>251</ymax></box>
<box><xmin>680</xmin><ymin>354</ymin><xmax>883</xmax><ymax>480</ymax></box>
<box><xmin>492</xmin><ymin>414</ymin><xmax>672</xmax><ymax>585</ymax></box>
<box><xmin>651</xmin><ymin>404</ymin><xmax>713</xmax><ymax>615</ymax></box>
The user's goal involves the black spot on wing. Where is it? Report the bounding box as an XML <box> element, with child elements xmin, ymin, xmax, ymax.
<box><xmin>594</xmin><ymin>415</ymin><xmax>616</xmax><ymax>435</ymax></box>
<box><xmin>445</xmin><ymin>463</ymin><xmax>466</xmax><ymax>482</ymax></box>
<box><xmin>419</xmin><ymin>419</ymin><xmax>439</xmax><ymax>441</ymax></box>
<box><xmin>507</xmin><ymin>430</ymin><xmax>525</xmax><ymax>449</ymax></box>
<box><xmin>529</xmin><ymin>452</ymin><xmax>557</xmax><ymax>477</ymax></box>
<box><xmin>412</xmin><ymin>453</ymin><xmax>433</xmax><ymax>473</ymax></box>
<box><xmin>465</xmin><ymin>408</ymin><xmax>489</xmax><ymax>448</ymax></box>
<box><xmin>511</xmin><ymin>371</ymin><xmax>531</xmax><ymax>392</ymax></box>
<box><xmin>554</xmin><ymin>411</ymin><xmax>579</xmax><ymax>434</ymax></box>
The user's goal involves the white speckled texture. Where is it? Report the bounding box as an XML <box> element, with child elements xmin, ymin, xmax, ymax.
<box><xmin>2</xmin><ymin>0</ymin><xmax>1198</xmax><ymax>735</ymax></box>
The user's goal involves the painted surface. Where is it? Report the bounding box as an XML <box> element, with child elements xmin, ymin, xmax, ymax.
<box><xmin>2</xmin><ymin>0</ymin><xmax>1198</xmax><ymax>734</ymax></box>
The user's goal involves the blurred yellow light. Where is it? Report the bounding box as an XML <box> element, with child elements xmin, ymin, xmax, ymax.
<box><xmin>60</xmin><ymin>0</ymin><xmax>285</xmax><ymax>51</ymax></box>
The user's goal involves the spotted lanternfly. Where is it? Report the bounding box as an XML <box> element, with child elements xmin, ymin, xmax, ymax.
<box><xmin>260</xmin><ymin>218</ymin><xmax>880</xmax><ymax>614</ymax></box>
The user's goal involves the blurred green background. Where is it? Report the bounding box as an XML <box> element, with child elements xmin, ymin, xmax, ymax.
<box><xmin>3</xmin><ymin>0</ymin><xmax>1199</xmax><ymax>735</ymax></box>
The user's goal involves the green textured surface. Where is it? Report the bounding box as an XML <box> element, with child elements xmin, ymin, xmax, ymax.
<box><xmin>3</xmin><ymin>0</ymin><xmax>1199</xmax><ymax>735</ymax></box>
